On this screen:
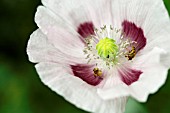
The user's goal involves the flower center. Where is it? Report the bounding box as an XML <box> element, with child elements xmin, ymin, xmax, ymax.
<box><xmin>83</xmin><ymin>25</ymin><xmax>137</xmax><ymax>69</ymax></box>
<box><xmin>96</xmin><ymin>37</ymin><xmax>118</xmax><ymax>59</ymax></box>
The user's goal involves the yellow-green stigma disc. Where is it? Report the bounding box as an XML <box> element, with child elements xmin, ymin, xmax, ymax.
<box><xmin>96</xmin><ymin>37</ymin><xmax>118</xmax><ymax>59</ymax></box>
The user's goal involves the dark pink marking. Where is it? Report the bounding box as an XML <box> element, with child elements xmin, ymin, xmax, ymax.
<box><xmin>77</xmin><ymin>22</ymin><xmax>95</xmax><ymax>38</ymax></box>
<box><xmin>119</xmin><ymin>68</ymin><xmax>142</xmax><ymax>85</ymax></box>
<box><xmin>122</xmin><ymin>21</ymin><xmax>146</xmax><ymax>52</ymax></box>
<box><xmin>71</xmin><ymin>64</ymin><xmax>103</xmax><ymax>86</ymax></box>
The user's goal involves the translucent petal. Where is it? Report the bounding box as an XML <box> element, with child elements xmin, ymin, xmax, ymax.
<box><xmin>35</xmin><ymin>6</ymin><xmax>85</xmax><ymax>59</ymax></box>
<box><xmin>27</xmin><ymin>29</ymin><xmax>85</xmax><ymax>64</ymax></box>
<box><xmin>36</xmin><ymin>62</ymin><xmax>128</xmax><ymax>113</ymax></box>
<box><xmin>112</xmin><ymin>0</ymin><xmax>170</xmax><ymax>51</ymax></box>
<box><xmin>41</xmin><ymin>0</ymin><xmax>113</xmax><ymax>28</ymax></box>
<box><xmin>97</xmin><ymin>47</ymin><xmax>169</xmax><ymax>102</ymax></box>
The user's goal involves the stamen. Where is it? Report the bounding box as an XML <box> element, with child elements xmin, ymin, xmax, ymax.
<box><xmin>83</xmin><ymin>25</ymin><xmax>138</xmax><ymax>69</ymax></box>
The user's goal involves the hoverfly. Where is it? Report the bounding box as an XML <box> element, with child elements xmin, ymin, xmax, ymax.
<box><xmin>125</xmin><ymin>46</ymin><xmax>136</xmax><ymax>60</ymax></box>
<box><xmin>93</xmin><ymin>68</ymin><xmax>102</xmax><ymax>77</ymax></box>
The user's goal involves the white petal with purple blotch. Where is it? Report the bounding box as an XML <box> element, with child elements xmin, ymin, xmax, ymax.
<box><xmin>112</xmin><ymin>0</ymin><xmax>170</xmax><ymax>51</ymax></box>
<box><xmin>97</xmin><ymin>47</ymin><xmax>168</xmax><ymax>102</ymax></box>
<box><xmin>35</xmin><ymin>6</ymin><xmax>86</xmax><ymax>60</ymax></box>
<box><xmin>36</xmin><ymin>62</ymin><xmax>128</xmax><ymax>113</ymax></box>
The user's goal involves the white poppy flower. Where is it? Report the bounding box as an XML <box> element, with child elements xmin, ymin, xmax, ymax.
<box><xmin>27</xmin><ymin>0</ymin><xmax>170</xmax><ymax>113</ymax></box>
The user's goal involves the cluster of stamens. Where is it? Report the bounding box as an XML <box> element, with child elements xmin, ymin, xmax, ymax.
<box><xmin>83</xmin><ymin>25</ymin><xmax>137</xmax><ymax>70</ymax></box>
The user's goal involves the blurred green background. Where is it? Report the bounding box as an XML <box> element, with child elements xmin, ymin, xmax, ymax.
<box><xmin>0</xmin><ymin>0</ymin><xmax>170</xmax><ymax>113</ymax></box>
